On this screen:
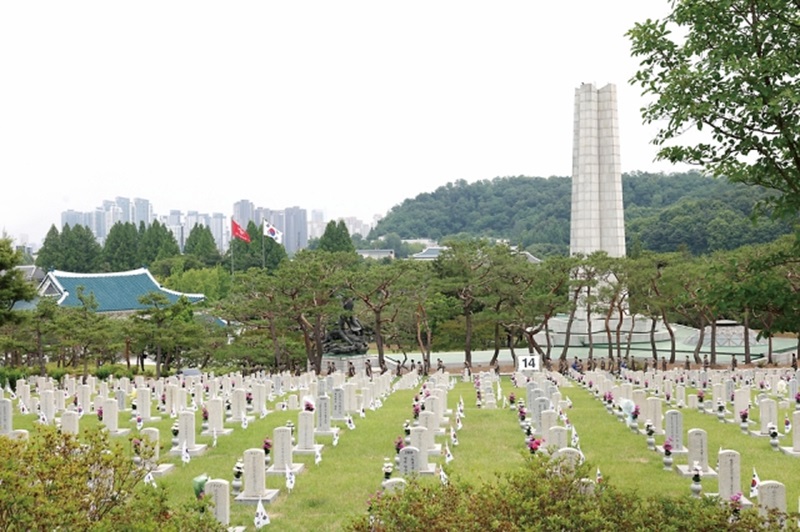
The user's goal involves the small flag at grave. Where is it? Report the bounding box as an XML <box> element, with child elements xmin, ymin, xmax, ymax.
<box><xmin>19</xmin><ymin>402</ymin><xmax>28</xmax><ymax>414</ymax></box>
<box><xmin>360</xmin><ymin>407</ymin><xmax>366</xmax><ymax>419</ymax></box>
<box><xmin>333</xmin><ymin>431</ymin><xmax>340</xmax><ymax>446</ymax></box>
<box><xmin>456</xmin><ymin>414</ymin><xmax>463</xmax><ymax>431</ymax></box>
<box><xmin>566</xmin><ymin>396</ymin><xmax>573</xmax><ymax>409</ymax></box>
<box><xmin>170</xmin><ymin>408</ymin><xmax>177</xmax><ymax>419</ymax></box>
<box><xmin>450</xmin><ymin>426</ymin><xmax>458</xmax><ymax>446</ymax></box>
<box><xmin>369</xmin><ymin>400</ymin><xmax>376</xmax><ymax>411</ymax></box>
<box><xmin>571</xmin><ymin>427</ymin><xmax>580</xmax><ymax>449</ymax></box>
<box><xmin>596</xmin><ymin>468</ymin><xmax>603</xmax><ymax>483</ymax></box>
<box><xmin>445</xmin><ymin>443</ymin><xmax>454</xmax><ymax>464</ymax></box>
<box><xmin>375</xmin><ymin>398</ymin><xmax>383</xmax><ymax>409</ymax></box>
<box><xmin>144</xmin><ymin>471</ymin><xmax>156</xmax><ymax>488</ymax></box>
<box><xmin>181</xmin><ymin>441</ymin><xmax>191</xmax><ymax>465</ymax></box>
<box><xmin>261</xmin><ymin>407</ymin><xmax>268</xmax><ymax>419</ymax></box>
<box><xmin>38</xmin><ymin>412</ymin><xmax>47</xmax><ymax>424</ymax></box>
<box><xmin>346</xmin><ymin>415</ymin><xmax>356</xmax><ymax>430</ymax></box>
<box><xmin>254</xmin><ymin>498</ymin><xmax>270</xmax><ymax>528</ymax></box>
<box><xmin>136</xmin><ymin>416</ymin><xmax>143</xmax><ymax>431</ymax></box>
<box><xmin>785</xmin><ymin>416</ymin><xmax>792</xmax><ymax>434</ymax></box>
<box><xmin>212</xmin><ymin>429</ymin><xmax>218</xmax><ymax>448</ymax></box>
<box><xmin>6</xmin><ymin>385</ymin><xmax>16</xmax><ymax>399</ymax></box>
<box><xmin>439</xmin><ymin>466</ymin><xmax>449</xmax><ymax>486</ymax></box>
<box><xmin>242</xmin><ymin>416</ymin><xmax>249</xmax><ymax>430</ymax></box>
<box><xmin>315</xmin><ymin>449</ymin><xmax>322</xmax><ymax>465</ymax></box>
<box><xmin>285</xmin><ymin>470</ymin><xmax>295</xmax><ymax>492</ymax></box>
<box><xmin>281</xmin><ymin>403</ymin><xmax>288</xmax><ymax>411</ymax></box>
<box><xmin>77</xmin><ymin>406</ymin><xmax>84</xmax><ymax>418</ymax></box>
<box><xmin>750</xmin><ymin>468</ymin><xmax>760</xmax><ymax>498</ymax></box>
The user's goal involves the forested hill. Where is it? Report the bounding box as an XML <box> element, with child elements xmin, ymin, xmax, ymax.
<box><xmin>368</xmin><ymin>171</ymin><xmax>793</xmax><ymax>257</ymax></box>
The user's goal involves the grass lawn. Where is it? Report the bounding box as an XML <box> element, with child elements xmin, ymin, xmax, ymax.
<box><xmin>9</xmin><ymin>371</ymin><xmax>800</xmax><ymax>530</ymax></box>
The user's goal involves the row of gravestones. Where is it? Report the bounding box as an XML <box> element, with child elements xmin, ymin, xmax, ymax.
<box><xmin>581</xmin><ymin>372</ymin><xmax>794</xmax><ymax>516</ymax></box>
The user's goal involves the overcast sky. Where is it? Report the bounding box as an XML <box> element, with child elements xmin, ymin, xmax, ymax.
<box><xmin>1</xmin><ymin>1</ymin><xmax>688</xmax><ymax>245</ymax></box>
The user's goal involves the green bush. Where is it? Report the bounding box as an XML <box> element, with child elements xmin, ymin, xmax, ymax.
<box><xmin>0</xmin><ymin>425</ymin><xmax>224</xmax><ymax>531</ymax></box>
<box><xmin>347</xmin><ymin>456</ymin><xmax>787</xmax><ymax>531</ymax></box>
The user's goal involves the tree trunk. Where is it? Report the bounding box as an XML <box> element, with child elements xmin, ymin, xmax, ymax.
<box><xmin>464</xmin><ymin>308</ymin><xmax>473</xmax><ymax>367</ymax></box>
<box><xmin>373</xmin><ymin>309</ymin><xmax>386</xmax><ymax>370</ymax></box>
<box><xmin>743</xmin><ymin>311</ymin><xmax>752</xmax><ymax>365</ymax></box>
<box><xmin>709</xmin><ymin>317</ymin><xmax>717</xmax><ymax>366</ymax></box>
<box><xmin>649</xmin><ymin>317</ymin><xmax>658</xmax><ymax>359</ymax></box>
<box><xmin>692</xmin><ymin>317</ymin><xmax>705</xmax><ymax>364</ymax></box>
<box><xmin>489</xmin><ymin>322</ymin><xmax>501</xmax><ymax>367</ymax></box>
<box><xmin>560</xmin><ymin>288</ymin><xmax>581</xmax><ymax>360</ymax></box>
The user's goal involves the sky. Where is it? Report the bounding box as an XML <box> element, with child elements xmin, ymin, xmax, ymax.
<box><xmin>0</xmin><ymin>1</ymin><xmax>688</xmax><ymax>246</ymax></box>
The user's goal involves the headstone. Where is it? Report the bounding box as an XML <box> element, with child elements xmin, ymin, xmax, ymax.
<box><xmin>205</xmin><ymin>479</ymin><xmax>231</xmax><ymax>525</ymax></box>
<box><xmin>294</xmin><ymin>411</ymin><xmax>323</xmax><ymax>455</ymax></box>
<box><xmin>331</xmin><ymin>388</ymin><xmax>346</xmax><ymax>421</ymax></box>
<box><xmin>757</xmin><ymin>398</ymin><xmax>778</xmax><ymax>436</ymax></box>
<box><xmin>102</xmin><ymin>398</ymin><xmax>129</xmax><ymax>436</ymax></box>
<box><xmin>712</xmin><ymin>449</ymin><xmax>752</xmax><ymax>508</ymax></box>
<box><xmin>235</xmin><ymin>448</ymin><xmax>279</xmax><ymax>504</ymax></box>
<box><xmin>646</xmin><ymin>396</ymin><xmax>663</xmax><ymax>435</ymax></box>
<box><xmin>677</xmin><ymin>428</ymin><xmax>717</xmax><ymax>477</ymax></box>
<box><xmin>142</xmin><ymin>426</ymin><xmax>174</xmax><ymax>476</ymax></box>
<box><xmin>780</xmin><ymin>410</ymin><xmax>800</xmax><ymax>456</ymax></box>
<box><xmin>398</xmin><ymin>446</ymin><xmax>420</xmax><ymax>476</ymax></box>
<box><xmin>60</xmin><ymin>410</ymin><xmax>80</xmax><ymax>435</ymax></box>
<box><xmin>40</xmin><ymin>390</ymin><xmax>55</xmax><ymax>425</ymax></box>
<box><xmin>549</xmin><ymin>426</ymin><xmax>568</xmax><ymax>450</ymax></box>
<box><xmin>661</xmin><ymin>410</ymin><xmax>688</xmax><ymax>454</ymax></box>
<box><xmin>266</xmin><ymin>427</ymin><xmax>303</xmax><ymax>476</ymax></box>
<box><xmin>758</xmin><ymin>481</ymin><xmax>786</xmax><ymax>516</ymax></box>
<box><xmin>550</xmin><ymin>447</ymin><xmax>585</xmax><ymax>473</ymax></box>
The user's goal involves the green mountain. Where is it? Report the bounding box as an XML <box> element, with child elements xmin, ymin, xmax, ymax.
<box><xmin>368</xmin><ymin>171</ymin><xmax>792</xmax><ymax>257</ymax></box>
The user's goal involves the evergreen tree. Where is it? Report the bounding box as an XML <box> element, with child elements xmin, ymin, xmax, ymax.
<box><xmin>102</xmin><ymin>222</ymin><xmax>140</xmax><ymax>271</ymax></box>
<box><xmin>35</xmin><ymin>225</ymin><xmax>63</xmax><ymax>271</ymax></box>
<box><xmin>0</xmin><ymin>237</ymin><xmax>37</xmax><ymax>326</ymax></box>
<box><xmin>318</xmin><ymin>220</ymin><xmax>356</xmax><ymax>253</ymax></box>
<box><xmin>184</xmin><ymin>224</ymin><xmax>222</xmax><ymax>267</ymax></box>
<box><xmin>61</xmin><ymin>225</ymin><xmax>102</xmax><ymax>272</ymax></box>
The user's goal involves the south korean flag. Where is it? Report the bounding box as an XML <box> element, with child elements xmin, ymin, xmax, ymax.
<box><xmin>285</xmin><ymin>470</ymin><xmax>295</xmax><ymax>492</ymax></box>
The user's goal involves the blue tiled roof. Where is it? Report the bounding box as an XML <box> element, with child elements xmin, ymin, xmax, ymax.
<box><xmin>42</xmin><ymin>268</ymin><xmax>204</xmax><ymax>313</ymax></box>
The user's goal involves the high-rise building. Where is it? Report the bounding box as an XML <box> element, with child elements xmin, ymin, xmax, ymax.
<box><xmin>115</xmin><ymin>197</ymin><xmax>133</xmax><ymax>224</ymax></box>
<box><xmin>282</xmin><ymin>206</ymin><xmax>308</xmax><ymax>256</ymax></box>
<box><xmin>233</xmin><ymin>199</ymin><xmax>255</xmax><ymax>227</ymax></box>
<box><xmin>210</xmin><ymin>212</ymin><xmax>226</xmax><ymax>252</ymax></box>
<box><xmin>133</xmin><ymin>198</ymin><xmax>153</xmax><ymax>228</ymax></box>
<box><xmin>61</xmin><ymin>209</ymin><xmax>86</xmax><ymax>229</ymax></box>
<box><xmin>570</xmin><ymin>82</ymin><xmax>625</xmax><ymax>258</ymax></box>
<box><xmin>308</xmin><ymin>209</ymin><xmax>327</xmax><ymax>240</ymax></box>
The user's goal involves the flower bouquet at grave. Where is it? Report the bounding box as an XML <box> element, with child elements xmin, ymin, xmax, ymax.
<box><xmin>632</xmin><ymin>405</ymin><xmax>640</xmax><ymax>420</ymax></box>
<box><xmin>717</xmin><ymin>401</ymin><xmax>725</xmax><ymax>414</ymax></box>
<box><xmin>795</xmin><ymin>392</ymin><xmax>800</xmax><ymax>405</ymax></box>
<box><xmin>517</xmin><ymin>405</ymin><xmax>527</xmax><ymax>422</ymax></box>
<box><xmin>202</xmin><ymin>406</ymin><xmax>208</xmax><ymax>421</ymax></box>
<box><xmin>509</xmin><ymin>392</ymin><xmax>516</xmax><ymax>406</ymax></box>
<box><xmin>412</xmin><ymin>403</ymin><xmax>421</xmax><ymax>419</ymax></box>
<box><xmin>527</xmin><ymin>437</ymin><xmax>543</xmax><ymax>454</ymax></box>
<box><xmin>588</xmin><ymin>380</ymin><xmax>593</xmax><ymax>390</ymax></box>
<box><xmin>382</xmin><ymin>459</ymin><xmax>394</xmax><ymax>480</ymax></box>
<box><xmin>97</xmin><ymin>406</ymin><xmax>103</xmax><ymax>422</ymax></box>
<box><xmin>246</xmin><ymin>392</ymin><xmax>253</xmax><ymax>405</ymax></box>
<box><xmin>171</xmin><ymin>422</ymin><xmax>179</xmax><ymax>438</ymax></box>
<box><xmin>740</xmin><ymin>409</ymin><xmax>749</xmax><ymax>423</ymax></box>
<box><xmin>697</xmin><ymin>390</ymin><xmax>705</xmax><ymax>402</ymax></box>
<box><xmin>132</xmin><ymin>437</ymin><xmax>143</xmax><ymax>456</ymax></box>
<box><xmin>729</xmin><ymin>492</ymin><xmax>743</xmax><ymax>520</ymax></box>
<box><xmin>603</xmin><ymin>391</ymin><xmax>614</xmax><ymax>405</ymax></box>
<box><xmin>403</xmin><ymin>420</ymin><xmax>411</xmax><ymax>436</ymax></box>
<box><xmin>160</xmin><ymin>393</ymin><xmax>166</xmax><ymax>405</ymax></box>
<box><xmin>304</xmin><ymin>400</ymin><xmax>315</xmax><ymax>412</ymax></box>
<box><xmin>263</xmin><ymin>437</ymin><xmax>272</xmax><ymax>455</ymax></box>
<box><xmin>663</xmin><ymin>438</ymin><xmax>673</xmax><ymax>457</ymax></box>
<box><xmin>72</xmin><ymin>395</ymin><xmax>78</xmax><ymax>407</ymax></box>
<box><xmin>394</xmin><ymin>436</ymin><xmax>405</xmax><ymax>454</ymax></box>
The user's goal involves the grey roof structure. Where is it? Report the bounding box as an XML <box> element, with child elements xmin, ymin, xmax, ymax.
<box><xmin>36</xmin><ymin>268</ymin><xmax>204</xmax><ymax>313</ymax></box>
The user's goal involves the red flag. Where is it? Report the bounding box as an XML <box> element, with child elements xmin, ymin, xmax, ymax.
<box><xmin>231</xmin><ymin>219</ymin><xmax>251</xmax><ymax>243</ymax></box>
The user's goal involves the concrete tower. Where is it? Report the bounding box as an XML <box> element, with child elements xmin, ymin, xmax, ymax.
<box><xmin>570</xmin><ymin>83</ymin><xmax>625</xmax><ymax>257</ymax></box>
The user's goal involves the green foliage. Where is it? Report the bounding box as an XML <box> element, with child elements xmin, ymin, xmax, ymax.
<box><xmin>0</xmin><ymin>425</ymin><xmax>223</xmax><ymax>531</ymax></box>
<box><xmin>318</xmin><ymin>220</ymin><xmax>357</xmax><ymax>253</ymax></box>
<box><xmin>0</xmin><ymin>237</ymin><xmax>37</xmax><ymax>327</ymax></box>
<box><xmin>102</xmin><ymin>222</ymin><xmax>141</xmax><ymax>271</ymax></box>
<box><xmin>368</xmin><ymin>172</ymin><xmax>790</xmax><ymax>256</ymax></box>
<box><xmin>628</xmin><ymin>1</ymin><xmax>800</xmax><ymax>224</ymax></box>
<box><xmin>348</xmin><ymin>456</ymin><xmax>775</xmax><ymax>531</ymax></box>
<box><xmin>184</xmin><ymin>224</ymin><xmax>222</xmax><ymax>267</ymax></box>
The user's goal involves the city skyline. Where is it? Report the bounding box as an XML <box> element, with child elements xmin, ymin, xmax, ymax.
<box><xmin>53</xmin><ymin>196</ymin><xmax>375</xmax><ymax>254</ymax></box>
<box><xmin>1</xmin><ymin>2</ymin><xmax>691</xmax><ymax>247</ymax></box>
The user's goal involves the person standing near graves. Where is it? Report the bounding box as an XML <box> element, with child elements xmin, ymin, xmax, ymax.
<box><xmin>685</xmin><ymin>356</ymin><xmax>691</xmax><ymax>370</ymax></box>
<box><xmin>643</xmin><ymin>359</ymin><xmax>649</xmax><ymax>372</ymax></box>
<box><xmin>731</xmin><ymin>355</ymin><xmax>737</xmax><ymax>371</ymax></box>
<box><xmin>703</xmin><ymin>354</ymin><xmax>710</xmax><ymax>371</ymax></box>
<box><xmin>792</xmin><ymin>353</ymin><xmax>797</xmax><ymax>371</ymax></box>
<box><xmin>348</xmin><ymin>361</ymin><xmax>356</xmax><ymax>378</ymax></box>
<box><xmin>661</xmin><ymin>356</ymin><xmax>667</xmax><ymax>372</ymax></box>
<box><xmin>437</xmin><ymin>358</ymin><xmax>445</xmax><ymax>373</ymax></box>
<box><xmin>365</xmin><ymin>360</ymin><xmax>373</xmax><ymax>380</ymax></box>
<box><xmin>600</xmin><ymin>357</ymin><xmax>606</xmax><ymax>371</ymax></box>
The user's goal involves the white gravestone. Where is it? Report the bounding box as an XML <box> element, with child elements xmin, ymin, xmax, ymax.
<box><xmin>235</xmin><ymin>448</ymin><xmax>280</xmax><ymax>504</ymax></box>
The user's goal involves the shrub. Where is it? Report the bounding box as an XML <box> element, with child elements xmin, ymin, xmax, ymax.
<box><xmin>346</xmin><ymin>456</ymin><xmax>782</xmax><ymax>531</ymax></box>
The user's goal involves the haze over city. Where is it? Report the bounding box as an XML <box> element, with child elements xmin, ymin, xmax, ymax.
<box><xmin>1</xmin><ymin>1</ymin><xmax>689</xmax><ymax>247</ymax></box>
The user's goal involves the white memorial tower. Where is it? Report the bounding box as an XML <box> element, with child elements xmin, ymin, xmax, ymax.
<box><xmin>570</xmin><ymin>83</ymin><xmax>626</xmax><ymax>257</ymax></box>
